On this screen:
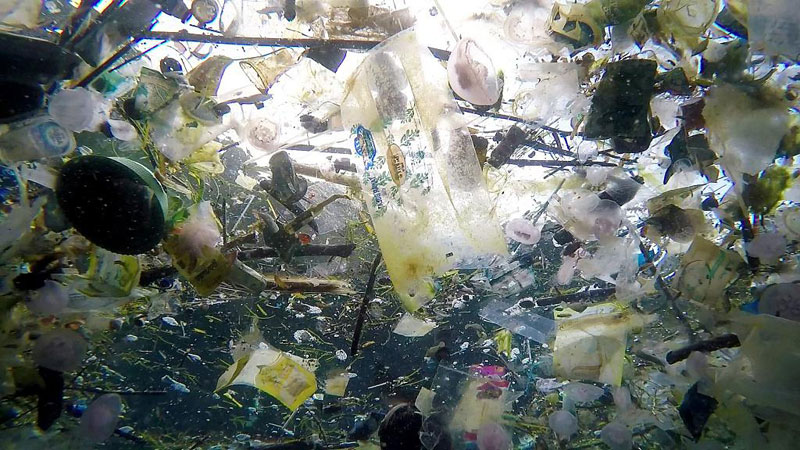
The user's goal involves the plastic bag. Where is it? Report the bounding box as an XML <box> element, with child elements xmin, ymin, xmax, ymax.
<box><xmin>340</xmin><ymin>29</ymin><xmax>507</xmax><ymax>311</ymax></box>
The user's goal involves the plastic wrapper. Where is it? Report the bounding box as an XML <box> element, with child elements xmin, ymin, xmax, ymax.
<box><xmin>150</xmin><ymin>94</ymin><xmax>232</xmax><ymax>162</ymax></box>
<box><xmin>340</xmin><ymin>29</ymin><xmax>507</xmax><ymax>311</ymax></box>
<box><xmin>216</xmin><ymin>346</ymin><xmax>317</xmax><ymax>411</ymax></box>
<box><xmin>420</xmin><ymin>365</ymin><xmax>516</xmax><ymax>448</ymax></box>
<box><xmin>73</xmin><ymin>247</ymin><xmax>141</xmax><ymax>298</ymax></box>
<box><xmin>163</xmin><ymin>202</ymin><xmax>234</xmax><ymax>296</ymax></box>
<box><xmin>552</xmin><ymin>303</ymin><xmax>631</xmax><ymax>386</ymax></box>
<box><xmin>393</xmin><ymin>313</ymin><xmax>437</xmax><ymax>337</ymax></box>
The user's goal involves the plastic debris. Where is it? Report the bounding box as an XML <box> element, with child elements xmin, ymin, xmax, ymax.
<box><xmin>340</xmin><ymin>29</ymin><xmax>507</xmax><ymax>311</ymax></box>
<box><xmin>25</xmin><ymin>280</ymin><xmax>68</xmax><ymax>316</ymax></box>
<box><xmin>601</xmin><ymin>421</ymin><xmax>633</xmax><ymax>450</ymax></box>
<box><xmin>216</xmin><ymin>346</ymin><xmax>317</xmax><ymax>411</ymax></box>
<box><xmin>393</xmin><ymin>313</ymin><xmax>436</xmax><ymax>337</ymax></box>
<box><xmin>2</xmin><ymin>1</ymin><xmax>800</xmax><ymax>448</ymax></box>
<box><xmin>447</xmin><ymin>38</ymin><xmax>501</xmax><ymax>106</ymax></box>
<box><xmin>548</xmin><ymin>409</ymin><xmax>578</xmax><ymax>441</ymax></box>
<box><xmin>479</xmin><ymin>300</ymin><xmax>555</xmax><ymax>344</ymax></box>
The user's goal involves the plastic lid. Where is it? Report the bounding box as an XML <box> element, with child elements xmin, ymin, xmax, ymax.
<box><xmin>56</xmin><ymin>156</ymin><xmax>168</xmax><ymax>255</ymax></box>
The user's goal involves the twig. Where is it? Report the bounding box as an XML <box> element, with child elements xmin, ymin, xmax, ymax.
<box><xmin>66</xmin><ymin>387</ymin><xmax>168</xmax><ymax>395</ymax></box>
<box><xmin>665</xmin><ymin>334</ymin><xmax>741</xmax><ymax>364</ymax></box>
<box><xmin>350</xmin><ymin>252</ymin><xmax>383</xmax><ymax>357</ymax></box>
<box><xmin>524</xmin><ymin>139</ymin><xmax>574</xmax><ymax>158</ymax></box>
<box><xmin>109</xmin><ymin>39</ymin><xmax>167</xmax><ymax>72</ymax></box>
<box><xmin>231</xmin><ymin>194</ymin><xmax>256</xmax><ymax>233</ymax></box>
<box><xmin>460</xmin><ymin>107</ymin><xmax>578</xmax><ymax>136</ymax></box>
<box><xmin>141</xmin><ymin>31</ymin><xmax>384</xmax><ymax>51</ymax></box>
<box><xmin>75</xmin><ymin>37</ymin><xmax>142</xmax><ymax>88</ymax></box>
<box><xmin>238</xmin><ymin>244</ymin><xmax>356</xmax><ymax>260</ymax></box>
<box><xmin>507</xmin><ymin>159</ymin><xmax>617</xmax><ymax>167</ymax></box>
<box><xmin>533</xmin><ymin>287</ymin><xmax>617</xmax><ymax>307</ymax></box>
<box><xmin>140</xmin><ymin>31</ymin><xmax>450</xmax><ymax>60</ymax></box>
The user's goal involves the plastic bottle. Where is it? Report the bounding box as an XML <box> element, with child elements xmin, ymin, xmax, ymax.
<box><xmin>0</xmin><ymin>115</ymin><xmax>75</xmax><ymax>163</ymax></box>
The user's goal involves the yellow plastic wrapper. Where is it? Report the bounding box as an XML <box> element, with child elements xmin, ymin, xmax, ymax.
<box><xmin>553</xmin><ymin>303</ymin><xmax>630</xmax><ymax>386</ymax></box>
<box><xmin>74</xmin><ymin>247</ymin><xmax>141</xmax><ymax>297</ymax></box>
<box><xmin>163</xmin><ymin>202</ymin><xmax>234</xmax><ymax>296</ymax></box>
<box><xmin>340</xmin><ymin>29</ymin><xmax>507</xmax><ymax>311</ymax></box>
<box><xmin>216</xmin><ymin>347</ymin><xmax>317</xmax><ymax>411</ymax></box>
<box><xmin>255</xmin><ymin>353</ymin><xmax>317</xmax><ymax>411</ymax></box>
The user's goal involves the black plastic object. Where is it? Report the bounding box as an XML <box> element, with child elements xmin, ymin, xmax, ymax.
<box><xmin>304</xmin><ymin>45</ymin><xmax>347</xmax><ymax>72</ymax></box>
<box><xmin>0</xmin><ymin>81</ymin><xmax>44</xmax><ymax>124</ymax></box>
<box><xmin>56</xmin><ymin>156</ymin><xmax>168</xmax><ymax>255</ymax></box>
<box><xmin>715</xmin><ymin>6</ymin><xmax>748</xmax><ymax>39</ymax></box>
<box><xmin>678</xmin><ymin>382</ymin><xmax>718</xmax><ymax>441</ymax></box>
<box><xmin>71</xmin><ymin>0</ymin><xmax>161</xmax><ymax>66</ymax></box>
<box><xmin>0</xmin><ymin>33</ymin><xmax>82</xmax><ymax>86</ymax></box>
<box><xmin>160</xmin><ymin>57</ymin><xmax>184</xmax><ymax>75</ymax></box>
<box><xmin>584</xmin><ymin>59</ymin><xmax>657</xmax><ymax>153</ymax></box>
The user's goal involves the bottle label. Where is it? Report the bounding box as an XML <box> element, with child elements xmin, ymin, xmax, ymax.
<box><xmin>29</xmin><ymin>121</ymin><xmax>72</xmax><ymax>155</ymax></box>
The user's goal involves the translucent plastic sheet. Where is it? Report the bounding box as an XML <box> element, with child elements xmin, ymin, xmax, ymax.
<box><xmin>341</xmin><ymin>29</ymin><xmax>507</xmax><ymax>311</ymax></box>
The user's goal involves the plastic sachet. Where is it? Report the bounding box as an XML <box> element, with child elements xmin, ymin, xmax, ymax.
<box><xmin>216</xmin><ymin>346</ymin><xmax>317</xmax><ymax>411</ymax></box>
<box><xmin>479</xmin><ymin>300</ymin><xmax>555</xmax><ymax>344</ymax></box>
<box><xmin>163</xmin><ymin>202</ymin><xmax>234</xmax><ymax>296</ymax></box>
<box><xmin>73</xmin><ymin>247</ymin><xmax>141</xmax><ymax>298</ymax></box>
<box><xmin>340</xmin><ymin>29</ymin><xmax>507</xmax><ymax>311</ymax></box>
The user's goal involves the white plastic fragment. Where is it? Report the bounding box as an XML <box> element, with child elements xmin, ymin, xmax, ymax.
<box><xmin>563</xmin><ymin>382</ymin><xmax>605</xmax><ymax>404</ymax></box>
<box><xmin>162</xmin><ymin>316</ymin><xmax>180</xmax><ymax>327</ymax></box>
<box><xmin>48</xmin><ymin>87</ymin><xmax>107</xmax><ymax>132</ymax></box>
<box><xmin>747</xmin><ymin>232</ymin><xmax>787</xmax><ymax>263</ymax></box>
<box><xmin>162</xmin><ymin>375</ymin><xmax>190</xmax><ymax>393</ymax></box>
<box><xmin>393</xmin><ymin>313</ymin><xmax>437</xmax><ymax>337</ymax></box>
<box><xmin>108</xmin><ymin>119</ymin><xmax>138</xmax><ymax>141</ymax></box>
